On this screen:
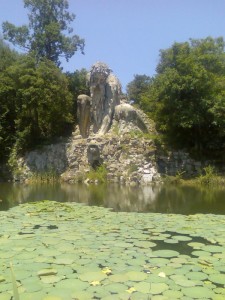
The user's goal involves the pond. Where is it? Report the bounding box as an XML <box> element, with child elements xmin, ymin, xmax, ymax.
<box><xmin>1</xmin><ymin>183</ymin><xmax>225</xmax><ymax>299</ymax></box>
<box><xmin>0</xmin><ymin>182</ymin><xmax>225</xmax><ymax>214</ymax></box>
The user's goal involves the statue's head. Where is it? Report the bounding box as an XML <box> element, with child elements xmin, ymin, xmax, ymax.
<box><xmin>88</xmin><ymin>62</ymin><xmax>112</xmax><ymax>86</ymax></box>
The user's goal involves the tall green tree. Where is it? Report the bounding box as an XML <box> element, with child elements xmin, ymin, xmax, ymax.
<box><xmin>0</xmin><ymin>40</ymin><xmax>20</xmax><ymax>161</ymax></box>
<box><xmin>0</xmin><ymin>38</ymin><xmax>20</xmax><ymax>72</ymax></box>
<box><xmin>0</xmin><ymin>55</ymin><xmax>73</xmax><ymax>158</ymax></box>
<box><xmin>2</xmin><ymin>0</ymin><xmax>84</xmax><ymax>66</ymax></box>
<box><xmin>66</xmin><ymin>68</ymin><xmax>89</xmax><ymax>120</ymax></box>
<box><xmin>141</xmin><ymin>37</ymin><xmax>225</xmax><ymax>154</ymax></box>
<box><xmin>126</xmin><ymin>74</ymin><xmax>152</xmax><ymax>105</ymax></box>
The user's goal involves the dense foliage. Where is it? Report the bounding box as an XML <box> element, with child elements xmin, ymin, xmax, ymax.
<box><xmin>0</xmin><ymin>41</ymin><xmax>87</xmax><ymax>163</ymax></box>
<box><xmin>0</xmin><ymin>1</ymin><xmax>87</xmax><ymax>163</ymax></box>
<box><xmin>66</xmin><ymin>69</ymin><xmax>90</xmax><ymax>119</ymax></box>
<box><xmin>0</xmin><ymin>48</ymin><xmax>74</xmax><ymax>160</ymax></box>
<box><xmin>134</xmin><ymin>37</ymin><xmax>225</xmax><ymax>156</ymax></box>
<box><xmin>2</xmin><ymin>0</ymin><xmax>84</xmax><ymax>66</ymax></box>
<box><xmin>126</xmin><ymin>74</ymin><xmax>152</xmax><ymax>105</ymax></box>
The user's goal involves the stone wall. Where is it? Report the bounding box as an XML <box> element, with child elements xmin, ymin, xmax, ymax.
<box><xmin>156</xmin><ymin>151</ymin><xmax>203</xmax><ymax>177</ymax></box>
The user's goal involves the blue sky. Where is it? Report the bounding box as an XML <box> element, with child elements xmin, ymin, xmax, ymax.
<box><xmin>1</xmin><ymin>0</ymin><xmax>225</xmax><ymax>91</ymax></box>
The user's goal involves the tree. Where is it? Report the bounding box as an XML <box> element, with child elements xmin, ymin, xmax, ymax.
<box><xmin>66</xmin><ymin>68</ymin><xmax>89</xmax><ymax>120</ymax></box>
<box><xmin>0</xmin><ymin>38</ymin><xmax>20</xmax><ymax>72</ymax></box>
<box><xmin>2</xmin><ymin>0</ymin><xmax>84</xmax><ymax>66</ymax></box>
<box><xmin>0</xmin><ymin>55</ymin><xmax>73</xmax><ymax>158</ymax></box>
<box><xmin>141</xmin><ymin>37</ymin><xmax>225</xmax><ymax>154</ymax></box>
<box><xmin>0</xmin><ymin>40</ymin><xmax>20</xmax><ymax>160</ymax></box>
<box><xmin>126</xmin><ymin>74</ymin><xmax>152</xmax><ymax>105</ymax></box>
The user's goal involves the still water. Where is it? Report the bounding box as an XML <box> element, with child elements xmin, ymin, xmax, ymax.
<box><xmin>0</xmin><ymin>182</ymin><xmax>225</xmax><ymax>214</ymax></box>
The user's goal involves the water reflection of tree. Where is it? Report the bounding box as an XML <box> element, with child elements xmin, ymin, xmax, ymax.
<box><xmin>155</xmin><ymin>184</ymin><xmax>225</xmax><ymax>214</ymax></box>
<box><xmin>1</xmin><ymin>182</ymin><xmax>225</xmax><ymax>214</ymax></box>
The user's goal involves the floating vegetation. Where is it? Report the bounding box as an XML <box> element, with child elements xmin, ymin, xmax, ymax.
<box><xmin>0</xmin><ymin>201</ymin><xmax>225</xmax><ymax>299</ymax></box>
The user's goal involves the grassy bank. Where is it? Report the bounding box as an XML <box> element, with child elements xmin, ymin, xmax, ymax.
<box><xmin>164</xmin><ymin>166</ymin><xmax>225</xmax><ymax>188</ymax></box>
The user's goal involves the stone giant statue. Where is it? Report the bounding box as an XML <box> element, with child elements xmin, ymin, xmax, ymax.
<box><xmin>77</xmin><ymin>62</ymin><xmax>121</xmax><ymax>137</ymax></box>
<box><xmin>77</xmin><ymin>61</ymin><xmax>148</xmax><ymax>138</ymax></box>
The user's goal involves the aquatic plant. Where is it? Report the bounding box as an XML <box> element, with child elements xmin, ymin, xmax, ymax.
<box><xmin>1</xmin><ymin>200</ymin><xmax>225</xmax><ymax>299</ymax></box>
<box><xmin>87</xmin><ymin>164</ymin><xmax>108</xmax><ymax>183</ymax></box>
<box><xmin>28</xmin><ymin>170</ymin><xmax>59</xmax><ymax>184</ymax></box>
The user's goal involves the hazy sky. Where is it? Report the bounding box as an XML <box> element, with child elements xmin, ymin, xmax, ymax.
<box><xmin>1</xmin><ymin>0</ymin><xmax>225</xmax><ymax>90</ymax></box>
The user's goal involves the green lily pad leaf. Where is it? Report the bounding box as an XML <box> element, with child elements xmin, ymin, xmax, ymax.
<box><xmin>125</xmin><ymin>271</ymin><xmax>148</xmax><ymax>281</ymax></box>
<box><xmin>38</xmin><ymin>268</ymin><xmax>58</xmax><ymax>276</ymax></box>
<box><xmin>0</xmin><ymin>293</ymin><xmax>11</xmax><ymax>300</ymax></box>
<box><xmin>170</xmin><ymin>275</ymin><xmax>196</xmax><ymax>287</ymax></box>
<box><xmin>23</xmin><ymin>281</ymin><xmax>43</xmax><ymax>293</ymax></box>
<box><xmin>134</xmin><ymin>282</ymin><xmax>168</xmax><ymax>294</ymax></box>
<box><xmin>164</xmin><ymin>239</ymin><xmax>179</xmax><ymax>244</ymax></box>
<box><xmin>0</xmin><ymin>276</ymin><xmax>6</xmax><ymax>282</ymax></box>
<box><xmin>163</xmin><ymin>289</ymin><xmax>183</xmax><ymax>298</ymax></box>
<box><xmin>42</xmin><ymin>296</ymin><xmax>63</xmax><ymax>300</ymax></box>
<box><xmin>71</xmin><ymin>290</ymin><xmax>94</xmax><ymax>300</ymax></box>
<box><xmin>150</xmin><ymin>283</ymin><xmax>169</xmax><ymax>294</ymax></box>
<box><xmin>129</xmin><ymin>292</ymin><xmax>151</xmax><ymax>299</ymax></box>
<box><xmin>191</xmin><ymin>250</ymin><xmax>211</xmax><ymax>257</ymax></box>
<box><xmin>108</xmin><ymin>273</ymin><xmax>129</xmax><ymax>282</ymax></box>
<box><xmin>133</xmin><ymin>241</ymin><xmax>157</xmax><ymax>248</ymax></box>
<box><xmin>56</xmin><ymin>278</ymin><xmax>89</xmax><ymax>291</ymax></box>
<box><xmin>104</xmin><ymin>283</ymin><xmax>128</xmax><ymax>293</ymax></box>
<box><xmin>182</xmin><ymin>286</ymin><xmax>215</xmax><ymax>298</ymax></box>
<box><xmin>186</xmin><ymin>271</ymin><xmax>208</xmax><ymax>281</ymax></box>
<box><xmin>40</xmin><ymin>275</ymin><xmax>62</xmax><ymax>284</ymax></box>
<box><xmin>203</xmin><ymin>245</ymin><xmax>224</xmax><ymax>253</ymax></box>
<box><xmin>79</xmin><ymin>271</ymin><xmax>107</xmax><ymax>282</ymax></box>
<box><xmin>173</xmin><ymin>235</ymin><xmax>192</xmax><ymax>241</ymax></box>
<box><xmin>21</xmin><ymin>292</ymin><xmax>48</xmax><ymax>300</ymax></box>
<box><xmin>188</xmin><ymin>242</ymin><xmax>204</xmax><ymax>249</ymax></box>
<box><xmin>209</xmin><ymin>273</ymin><xmax>225</xmax><ymax>285</ymax></box>
<box><xmin>114</xmin><ymin>242</ymin><xmax>134</xmax><ymax>248</ymax></box>
<box><xmin>152</xmin><ymin>250</ymin><xmax>179</xmax><ymax>258</ymax></box>
<box><xmin>54</xmin><ymin>258</ymin><xmax>74</xmax><ymax>265</ymax></box>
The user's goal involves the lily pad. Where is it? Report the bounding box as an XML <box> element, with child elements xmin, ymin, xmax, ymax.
<box><xmin>56</xmin><ymin>278</ymin><xmax>88</xmax><ymax>291</ymax></box>
<box><xmin>152</xmin><ymin>250</ymin><xmax>179</xmax><ymax>258</ymax></box>
<box><xmin>203</xmin><ymin>245</ymin><xmax>224</xmax><ymax>253</ymax></box>
<box><xmin>38</xmin><ymin>268</ymin><xmax>58</xmax><ymax>276</ymax></box>
<box><xmin>108</xmin><ymin>273</ymin><xmax>129</xmax><ymax>282</ymax></box>
<box><xmin>208</xmin><ymin>273</ymin><xmax>225</xmax><ymax>285</ymax></box>
<box><xmin>42</xmin><ymin>296</ymin><xmax>63</xmax><ymax>300</ymax></box>
<box><xmin>134</xmin><ymin>282</ymin><xmax>168</xmax><ymax>294</ymax></box>
<box><xmin>186</xmin><ymin>271</ymin><xmax>208</xmax><ymax>281</ymax></box>
<box><xmin>173</xmin><ymin>235</ymin><xmax>192</xmax><ymax>242</ymax></box>
<box><xmin>163</xmin><ymin>289</ymin><xmax>183</xmax><ymax>298</ymax></box>
<box><xmin>125</xmin><ymin>271</ymin><xmax>148</xmax><ymax>281</ymax></box>
<box><xmin>104</xmin><ymin>283</ymin><xmax>128</xmax><ymax>293</ymax></box>
<box><xmin>0</xmin><ymin>276</ymin><xmax>6</xmax><ymax>282</ymax></box>
<box><xmin>40</xmin><ymin>275</ymin><xmax>62</xmax><ymax>284</ymax></box>
<box><xmin>71</xmin><ymin>290</ymin><xmax>94</xmax><ymax>300</ymax></box>
<box><xmin>182</xmin><ymin>286</ymin><xmax>215</xmax><ymax>298</ymax></box>
<box><xmin>79</xmin><ymin>271</ymin><xmax>107</xmax><ymax>282</ymax></box>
